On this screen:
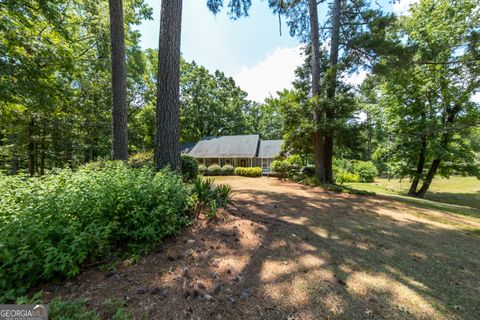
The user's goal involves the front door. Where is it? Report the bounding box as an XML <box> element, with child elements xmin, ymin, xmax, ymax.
<box><xmin>240</xmin><ymin>159</ymin><xmax>246</xmax><ymax>167</ymax></box>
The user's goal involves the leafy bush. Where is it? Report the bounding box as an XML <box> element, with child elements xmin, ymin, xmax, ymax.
<box><xmin>0</xmin><ymin>162</ymin><xmax>189</xmax><ymax>302</ymax></box>
<box><xmin>270</xmin><ymin>160</ymin><xmax>290</xmax><ymax>180</ymax></box>
<box><xmin>128</xmin><ymin>151</ymin><xmax>153</xmax><ymax>168</ymax></box>
<box><xmin>221</xmin><ymin>164</ymin><xmax>235</xmax><ymax>175</ymax></box>
<box><xmin>335</xmin><ymin>169</ymin><xmax>360</xmax><ymax>184</ymax></box>
<box><xmin>235</xmin><ymin>167</ymin><xmax>262</xmax><ymax>177</ymax></box>
<box><xmin>352</xmin><ymin>161</ymin><xmax>378</xmax><ymax>182</ymax></box>
<box><xmin>181</xmin><ymin>155</ymin><xmax>198</xmax><ymax>182</ymax></box>
<box><xmin>207</xmin><ymin>164</ymin><xmax>222</xmax><ymax>176</ymax></box>
<box><xmin>198</xmin><ymin>164</ymin><xmax>207</xmax><ymax>175</ymax></box>
<box><xmin>301</xmin><ymin>165</ymin><xmax>315</xmax><ymax>177</ymax></box>
<box><xmin>285</xmin><ymin>154</ymin><xmax>304</xmax><ymax>167</ymax></box>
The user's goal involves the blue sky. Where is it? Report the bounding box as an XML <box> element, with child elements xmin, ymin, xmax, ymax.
<box><xmin>135</xmin><ymin>0</ymin><xmax>415</xmax><ymax>101</ymax></box>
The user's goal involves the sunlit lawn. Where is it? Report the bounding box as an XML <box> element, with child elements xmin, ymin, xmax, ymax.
<box><xmin>346</xmin><ymin>176</ymin><xmax>480</xmax><ymax>219</ymax></box>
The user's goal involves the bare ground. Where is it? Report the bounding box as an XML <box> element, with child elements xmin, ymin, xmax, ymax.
<box><xmin>42</xmin><ymin>177</ymin><xmax>480</xmax><ymax>319</ymax></box>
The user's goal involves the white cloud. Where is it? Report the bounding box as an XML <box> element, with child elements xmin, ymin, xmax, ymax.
<box><xmin>392</xmin><ymin>0</ymin><xmax>419</xmax><ymax>15</ymax></box>
<box><xmin>234</xmin><ymin>46</ymin><xmax>304</xmax><ymax>102</ymax></box>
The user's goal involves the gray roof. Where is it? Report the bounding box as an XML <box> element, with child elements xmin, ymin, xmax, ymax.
<box><xmin>258</xmin><ymin>140</ymin><xmax>283</xmax><ymax>158</ymax></box>
<box><xmin>180</xmin><ymin>142</ymin><xmax>196</xmax><ymax>154</ymax></box>
<box><xmin>188</xmin><ymin>135</ymin><xmax>260</xmax><ymax>158</ymax></box>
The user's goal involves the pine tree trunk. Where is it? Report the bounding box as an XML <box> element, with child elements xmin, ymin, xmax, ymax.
<box><xmin>9</xmin><ymin>134</ymin><xmax>18</xmax><ymax>174</ymax></box>
<box><xmin>324</xmin><ymin>0</ymin><xmax>342</xmax><ymax>184</ymax></box>
<box><xmin>155</xmin><ymin>0</ymin><xmax>183</xmax><ymax>171</ymax></box>
<box><xmin>308</xmin><ymin>0</ymin><xmax>326</xmax><ymax>183</ymax></box>
<box><xmin>28</xmin><ymin>117</ymin><xmax>35</xmax><ymax>176</ymax></box>
<box><xmin>40</xmin><ymin>120</ymin><xmax>46</xmax><ymax>175</ymax></box>
<box><xmin>109</xmin><ymin>0</ymin><xmax>129</xmax><ymax>160</ymax></box>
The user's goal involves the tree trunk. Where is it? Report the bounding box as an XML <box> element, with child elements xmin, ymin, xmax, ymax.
<box><xmin>40</xmin><ymin>121</ymin><xmax>46</xmax><ymax>176</ymax></box>
<box><xmin>408</xmin><ymin>134</ymin><xmax>427</xmax><ymax>196</ymax></box>
<box><xmin>324</xmin><ymin>0</ymin><xmax>342</xmax><ymax>184</ymax></box>
<box><xmin>109</xmin><ymin>0</ymin><xmax>129</xmax><ymax>160</ymax></box>
<box><xmin>308</xmin><ymin>0</ymin><xmax>326</xmax><ymax>183</ymax></box>
<box><xmin>415</xmin><ymin>158</ymin><xmax>440</xmax><ymax>198</ymax></box>
<box><xmin>28</xmin><ymin>117</ymin><xmax>35</xmax><ymax>176</ymax></box>
<box><xmin>155</xmin><ymin>0</ymin><xmax>183</xmax><ymax>171</ymax></box>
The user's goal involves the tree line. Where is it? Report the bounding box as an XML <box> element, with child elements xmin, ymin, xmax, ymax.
<box><xmin>1</xmin><ymin>0</ymin><xmax>478</xmax><ymax>198</ymax></box>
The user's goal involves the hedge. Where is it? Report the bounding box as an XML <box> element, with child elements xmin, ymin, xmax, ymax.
<box><xmin>235</xmin><ymin>167</ymin><xmax>262</xmax><ymax>177</ymax></box>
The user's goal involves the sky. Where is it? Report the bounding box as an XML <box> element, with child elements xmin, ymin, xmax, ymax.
<box><xmin>136</xmin><ymin>0</ymin><xmax>476</xmax><ymax>103</ymax></box>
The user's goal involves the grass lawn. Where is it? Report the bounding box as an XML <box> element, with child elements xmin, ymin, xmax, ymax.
<box><xmin>346</xmin><ymin>176</ymin><xmax>480</xmax><ymax>220</ymax></box>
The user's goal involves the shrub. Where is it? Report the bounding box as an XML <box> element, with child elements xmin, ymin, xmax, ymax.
<box><xmin>207</xmin><ymin>164</ymin><xmax>222</xmax><ymax>176</ymax></box>
<box><xmin>235</xmin><ymin>167</ymin><xmax>262</xmax><ymax>177</ymax></box>
<box><xmin>285</xmin><ymin>154</ymin><xmax>304</xmax><ymax>167</ymax></box>
<box><xmin>198</xmin><ymin>164</ymin><xmax>207</xmax><ymax>175</ymax></box>
<box><xmin>270</xmin><ymin>160</ymin><xmax>290</xmax><ymax>180</ymax></box>
<box><xmin>128</xmin><ymin>151</ymin><xmax>153</xmax><ymax>168</ymax></box>
<box><xmin>181</xmin><ymin>155</ymin><xmax>198</xmax><ymax>182</ymax></box>
<box><xmin>334</xmin><ymin>169</ymin><xmax>360</xmax><ymax>184</ymax></box>
<box><xmin>352</xmin><ymin>161</ymin><xmax>378</xmax><ymax>182</ymax></box>
<box><xmin>221</xmin><ymin>164</ymin><xmax>235</xmax><ymax>176</ymax></box>
<box><xmin>301</xmin><ymin>165</ymin><xmax>315</xmax><ymax>177</ymax></box>
<box><xmin>0</xmin><ymin>161</ymin><xmax>189</xmax><ymax>302</ymax></box>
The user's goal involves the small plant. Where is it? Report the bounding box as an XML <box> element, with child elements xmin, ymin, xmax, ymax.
<box><xmin>221</xmin><ymin>164</ymin><xmax>235</xmax><ymax>176</ymax></box>
<box><xmin>207</xmin><ymin>164</ymin><xmax>222</xmax><ymax>176</ymax></box>
<box><xmin>235</xmin><ymin>167</ymin><xmax>262</xmax><ymax>177</ymax></box>
<box><xmin>181</xmin><ymin>155</ymin><xmax>198</xmax><ymax>182</ymax></box>
<box><xmin>191</xmin><ymin>178</ymin><xmax>232</xmax><ymax>219</ymax></box>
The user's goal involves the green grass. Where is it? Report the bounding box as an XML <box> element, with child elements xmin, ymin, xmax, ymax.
<box><xmin>346</xmin><ymin>176</ymin><xmax>480</xmax><ymax>219</ymax></box>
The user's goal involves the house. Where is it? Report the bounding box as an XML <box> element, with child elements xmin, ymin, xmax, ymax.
<box><xmin>183</xmin><ymin>134</ymin><xmax>283</xmax><ymax>172</ymax></box>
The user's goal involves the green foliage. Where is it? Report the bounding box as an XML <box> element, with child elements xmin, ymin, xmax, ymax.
<box><xmin>0</xmin><ymin>161</ymin><xmax>189</xmax><ymax>302</ymax></box>
<box><xmin>335</xmin><ymin>170</ymin><xmax>360</xmax><ymax>184</ymax></box>
<box><xmin>48</xmin><ymin>298</ymin><xmax>101</xmax><ymax>320</ymax></box>
<box><xmin>234</xmin><ymin>167</ymin><xmax>262</xmax><ymax>177</ymax></box>
<box><xmin>198</xmin><ymin>164</ymin><xmax>207</xmax><ymax>175</ymax></box>
<box><xmin>191</xmin><ymin>178</ymin><xmax>231</xmax><ymax>218</ymax></box>
<box><xmin>207</xmin><ymin>164</ymin><xmax>222</xmax><ymax>176</ymax></box>
<box><xmin>221</xmin><ymin>164</ymin><xmax>235</xmax><ymax>176</ymax></box>
<box><xmin>181</xmin><ymin>155</ymin><xmax>198</xmax><ymax>182</ymax></box>
<box><xmin>270</xmin><ymin>160</ymin><xmax>290</xmax><ymax>180</ymax></box>
<box><xmin>128</xmin><ymin>151</ymin><xmax>154</xmax><ymax>168</ymax></box>
<box><xmin>301</xmin><ymin>165</ymin><xmax>315</xmax><ymax>177</ymax></box>
<box><xmin>352</xmin><ymin>161</ymin><xmax>378</xmax><ymax>183</ymax></box>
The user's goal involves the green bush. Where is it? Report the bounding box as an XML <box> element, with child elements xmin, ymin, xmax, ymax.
<box><xmin>207</xmin><ymin>164</ymin><xmax>222</xmax><ymax>176</ymax></box>
<box><xmin>181</xmin><ymin>155</ymin><xmax>198</xmax><ymax>182</ymax></box>
<box><xmin>352</xmin><ymin>161</ymin><xmax>378</xmax><ymax>182</ymax></box>
<box><xmin>0</xmin><ymin>161</ymin><xmax>189</xmax><ymax>302</ymax></box>
<box><xmin>235</xmin><ymin>167</ymin><xmax>262</xmax><ymax>177</ymax></box>
<box><xmin>128</xmin><ymin>151</ymin><xmax>153</xmax><ymax>168</ymax></box>
<box><xmin>334</xmin><ymin>169</ymin><xmax>360</xmax><ymax>184</ymax></box>
<box><xmin>198</xmin><ymin>164</ymin><xmax>207</xmax><ymax>175</ymax></box>
<box><xmin>221</xmin><ymin>164</ymin><xmax>235</xmax><ymax>176</ymax></box>
<box><xmin>270</xmin><ymin>160</ymin><xmax>290</xmax><ymax>180</ymax></box>
<box><xmin>301</xmin><ymin>165</ymin><xmax>315</xmax><ymax>177</ymax></box>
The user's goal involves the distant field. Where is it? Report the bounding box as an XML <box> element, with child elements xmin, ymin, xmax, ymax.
<box><xmin>346</xmin><ymin>176</ymin><xmax>480</xmax><ymax>218</ymax></box>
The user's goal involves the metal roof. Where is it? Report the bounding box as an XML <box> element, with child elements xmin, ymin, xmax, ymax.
<box><xmin>258</xmin><ymin>140</ymin><xmax>283</xmax><ymax>158</ymax></box>
<box><xmin>188</xmin><ymin>135</ymin><xmax>260</xmax><ymax>158</ymax></box>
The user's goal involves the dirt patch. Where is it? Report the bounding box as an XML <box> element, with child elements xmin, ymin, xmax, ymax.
<box><xmin>41</xmin><ymin>177</ymin><xmax>480</xmax><ymax>319</ymax></box>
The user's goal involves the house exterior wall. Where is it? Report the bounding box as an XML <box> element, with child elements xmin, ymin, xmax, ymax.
<box><xmin>194</xmin><ymin>157</ymin><xmax>274</xmax><ymax>172</ymax></box>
